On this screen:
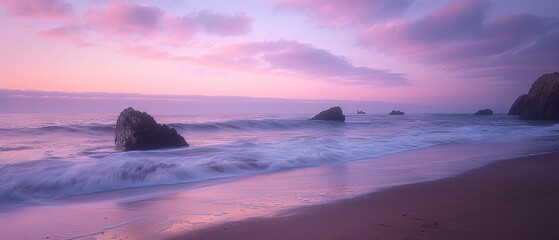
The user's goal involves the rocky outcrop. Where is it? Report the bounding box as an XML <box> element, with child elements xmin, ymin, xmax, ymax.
<box><xmin>311</xmin><ymin>106</ymin><xmax>345</xmax><ymax>122</ymax></box>
<box><xmin>389</xmin><ymin>110</ymin><xmax>405</xmax><ymax>115</ymax></box>
<box><xmin>475</xmin><ymin>109</ymin><xmax>493</xmax><ymax>115</ymax></box>
<box><xmin>115</xmin><ymin>107</ymin><xmax>188</xmax><ymax>151</ymax></box>
<box><xmin>508</xmin><ymin>72</ymin><xmax>559</xmax><ymax>120</ymax></box>
<box><xmin>508</xmin><ymin>94</ymin><xmax>529</xmax><ymax>115</ymax></box>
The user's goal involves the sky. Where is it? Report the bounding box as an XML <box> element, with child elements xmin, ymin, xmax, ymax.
<box><xmin>0</xmin><ymin>0</ymin><xmax>558</xmax><ymax>113</ymax></box>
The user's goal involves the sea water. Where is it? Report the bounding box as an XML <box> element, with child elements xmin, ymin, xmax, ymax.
<box><xmin>1</xmin><ymin>113</ymin><xmax>558</xmax><ymax>205</ymax></box>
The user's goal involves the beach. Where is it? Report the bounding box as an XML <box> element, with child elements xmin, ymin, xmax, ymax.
<box><xmin>176</xmin><ymin>152</ymin><xmax>559</xmax><ymax>240</ymax></box>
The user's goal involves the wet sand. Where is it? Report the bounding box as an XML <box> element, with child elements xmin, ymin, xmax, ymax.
<box><xmin>176</xmin><ymin>152</ymin><xmax>559</xmax><ymax>240</ymax></box>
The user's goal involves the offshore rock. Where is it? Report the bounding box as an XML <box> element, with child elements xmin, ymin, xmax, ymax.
<box><xmin>311</xmin><ymin>106</ymin><xmax>345</xmax><ymax>122</ymax></box>
<box><xmin>508</xmin><ymin>94</ymin><xmax>529</xmax><ymax>115</ymax></box>
<box><xmin>389</xmin><ymin>110</ymin><xmax>405</xmax><ymax>115</ymax></box>
<box><xmin>115</xmin><ymin>107</ymin><xmax>188</xmax><ymax>151</ymax></box>
<box><xmin>475</xmin><ymin>109</ymin><xmax>493</xmax><ymax>115</ymax></box>
<box><xmin>508</xmin><ymin>72</ymin><xmax>559</xmax><ymax>120</ymax></box>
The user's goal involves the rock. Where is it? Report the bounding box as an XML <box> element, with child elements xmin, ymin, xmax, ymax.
<box><xmin>508</xmin><ymin>94</ymin><xmax>529</xmax><ymax>115</ymax></box>
<box><xmin>508</xmin><ymin>72</ymin><xmax>559</xmax><ymax>120</ymax></box>
<box><xmin>357</xmin><ymin>110</ymin><xmax>366</xmax><ymax>114</ymax></box>
<box><xmin>389</xmin><ymin>110</ymin><xmax>405</xmax><ymax>115</ymax></box>
<box><xmin>311</xmin><ymin>106</ymin><xmax>345</xmax><ymax>122</ymax></box>
<box><xmin>115</xmin><ymin>107</ymin><xmax>188</xmax><ymax>151</ymax></box>
<box><xmin>474</xmin><ymin>109</ymin><xmax>493</xmax><ymax>115</ymax></box>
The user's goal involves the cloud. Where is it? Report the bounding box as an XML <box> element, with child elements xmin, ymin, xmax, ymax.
<box><xmin>358</xmin><ymin>0</ymin><xmax>559</xmax><ymax>81</ymax></box>
<box><xmin>83</xmin><ymin>2</ymin><xmax>252</xmax><ymax>42</ymax></box>
<box><xmin>190</xmin><ymin>10</ymin><xmax>253</xmax><ymax>36</ymax></box>
<box><xmin>274</xmin><ymin>0</ymin><xmax>413</xmax><ymax>27</ymax></box>
<box><xmin>358</xmin><ymin>0</ymin><xmax>488</xmax><ymax>57</ymax></box>
<box><xmin>1</xmin><ymin>1</ymin><xmax>253</xmax><ymax>46</ymax></box>
<box><xmin>40</xmin><ymin>25</ymin><xmax>92</xmax><ymax>46</ymax></box>
<box><xmin>112</xmin><ymin>40</ymin><xmax>408</xmax><ymax>86</ymax></box>
<box><xmin>85</xmin><ymin>1</ymin><xmax>164</xmax><ymax>39</ymax></box>
<box><xmin>0</xmin><ymin>0</ymin><xmax>75</xmax><ymax>21</ymax></box>
<box><xmin>207</xmin><ymin>40</ymin><xmax>408</xmax><ymax>86</ymax></box>
<box><xmin>161</xmin><ymin>15</ymin><xmax>198</xmax><ymax>44</ymax></box>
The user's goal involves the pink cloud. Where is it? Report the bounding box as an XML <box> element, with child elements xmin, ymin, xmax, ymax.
<box><xmin>0</xmin><ymin>0</ymin><xmax>75</xmax><ymax>21</ymax></box>
<box><xmin>40</xmin><ymin>25</ymin><xmax>92</xmax><ymax>46</ymax></box>
<box><xmin>2</xmin><ymin>1</ymin><xmax>253</xmax><ymax>47</ymax></box>
<box><xmin>162</xmin><ymin>15</ymin><xmax>198</xmax><ymax>44</ymax></box>
<box><xmin>274</xmin><ymin>0</ymin><xmax>412</xmax><ymax>27</ymax></box>
<box><xmin>83</xmin><ymin>2</ymin><xmax>252</xmax><ymax>43</ymax></box>
<box><xmin>190</xmin><ymin>10</ymin><xmax>253</xmax><ymax>36</ymax></box>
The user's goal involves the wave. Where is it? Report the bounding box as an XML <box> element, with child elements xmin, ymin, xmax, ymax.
<box><xmin>0</xmin><ymin>143</ymin><xmax>345</xmax><ymax>204</ymax></box>
<box><xmin>0</xmin><ymin>118</ymin><xmax>343</xmax><ymax>136</ymax></box>
<box><xmin>36</xmin><ymin>124</ymin><xmax>115</xmax><ymax>134</ymax></box>
<box><xmin>170</xmin><ymin>118</ymin><xmax>340</xmax><ymax>131</ymax></box>
<box><xmin>1</xmin><ymin>114</ymin><xmax>558</xmax><ymax>204</ymax></box>
<box><xmin>0</xmin><ymin>146</ymin><xmax>34</xmax><ymax>152</ymax></box>
<box><xmin>0</xmin><ymin>124</ymin><xmax>115</xmax><ymax>135</ymax></box>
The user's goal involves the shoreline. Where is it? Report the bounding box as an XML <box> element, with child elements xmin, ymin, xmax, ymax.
<box><xmin>174</xmin><ymin>152</ymin><xmax>559</xmax><ymax>240</ymax></box>
<box><xmin>1</xmin><ymin>141</ymin><xmax>557</xmax><ymax>239</ymax></box>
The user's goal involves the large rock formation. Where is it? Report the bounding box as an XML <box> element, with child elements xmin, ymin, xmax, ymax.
<box><xmin>508</xmin><ymin>94</ymin><xmax>529</xmax><ymax>115</ymax></box>
<box><xmin>115</xmin><ymin>107</ymin><xmax>188</xmax><ymax>151</ymax></box>
<box><xmin>311</xmin><ymin>106</ymin><xmax>345</xmax><ymax>122</ymax></box>
<box><xmin>389</xmin><ymin>110</ymin><xmax>405</xmax><ymax>115</ymax></box>
<box><xmin>508</xmin><ymin>72</ymin><xmax>559</xmax><ymax>120</ymax></box>
<box><xmin>475</xmin><ymin>109</ymin><xmax>493</xmax><ymax>115</ymax></box>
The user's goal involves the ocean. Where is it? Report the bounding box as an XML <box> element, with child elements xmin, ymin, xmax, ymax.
<box><xmin>1</xmin><ymin>112</ymin><xmax>558</xmax><ymax>206</ymax></box>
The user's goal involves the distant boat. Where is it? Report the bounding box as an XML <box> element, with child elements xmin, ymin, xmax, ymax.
<box><xmin>357</xmin><ymin>110</ymin><xmax>366</xmax><ymax>114</ymax></box>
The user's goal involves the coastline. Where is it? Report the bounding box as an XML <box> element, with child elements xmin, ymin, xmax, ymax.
<box><xmin>174</xmin><ymin>152</ymin><xmax>559</xmax><ymax>240</ymax></box>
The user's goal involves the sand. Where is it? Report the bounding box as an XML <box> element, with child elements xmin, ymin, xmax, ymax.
<box><xmin>175</xmin><ymin>152</ymin><xmax>559</xmax><ymax>240</ymax></box>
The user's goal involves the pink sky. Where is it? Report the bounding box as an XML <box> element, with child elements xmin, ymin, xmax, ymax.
<box><xmin>0</xmin><ymin>0</ymin><xmax>557</xmax><ymax>110</ymax></box>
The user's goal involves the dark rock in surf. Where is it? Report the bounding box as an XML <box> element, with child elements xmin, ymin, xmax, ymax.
<box><xmin>115</xmin><ymin>107</ymin><xmax>188</xmax><ymax>151</ymax></box>
<box><xmin>389</xmin><ymin>110</ymin><xmax>405</xmax><ymax>115</ymax></box>
<box><xmin>508</xmin><ymin>94</ymin><xmax>529</xmax><ymax>115</ymax></box>
<box><xmin>474</xmin><ymin>109</ymin><xmax>493</xmax><ymax>115</ymax></box>
<box><xmin>508</xmin><ymin>72</ymin><xmax>559</xmax><ymax>120</ymax></box>
<box><xmin>311</xmin><ymin>106</ymin><xmax>345</xmax><ymax>122</ymax></box>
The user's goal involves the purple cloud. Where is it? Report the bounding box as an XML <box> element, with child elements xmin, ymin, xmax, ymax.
<box><xmin>358</xmin><ymin>0</ymin><xmax>559</xmax><ymax>82</ymax></box>
<box><xmin>85</xmin><ymin>1</ymin><xmax>164</xmax><ymax>38</ymax></box>
<box><xmin>275</xmin><ymin>0</ymin><xmax>413</xmax><ymax>27</ymax></box>
<box><xmin>82</xmin><ymin>2</ymin><xmax>252</xmax><ymax>42</ymax></box>
<box><xmin>117</xmin><ymin>40</ymin><xmax>408</xmax><ymax>86</ymax></box>
<box><xmin>190</xmin><ymin>10</ymin><xmax>253</xmax><ymax>36</ymax></box>
<box><xmin>210</xmin><ymin>40</ymin><xmax>408</xmax><ymax>86</ymax></box>
<box><xmin>359</xmin><ymin>0</ymin><xmax>489</xmax><ymax>57</ymax></box>
<box><xmin>0</xmin><ymin>0</ymin><xmax>75</xmax><ymax>21</ymax></box>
